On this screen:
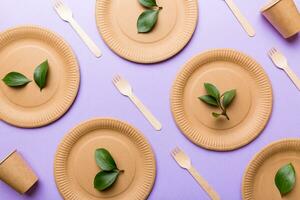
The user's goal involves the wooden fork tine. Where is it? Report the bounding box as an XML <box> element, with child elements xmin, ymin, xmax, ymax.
<box><xmin>118</xmin><ymin>75</ymin><xmax>124</xmax><ymax>81</ymax></box>
<box><xmin>171</xmin><ymin>148</ymin><xmax>178</xmax><ymax>156</ymax></box>
<box><xmin>55</xmin><ymin>0</ymin><xmax>61</xmax><ymax>7</ymax></box>
<box><xmin>174</xmin><ymin>150</ymin><xmax>180</xmax><ymax>158</ymax></box>
<box><xmin>53</xmin><ymin>0</ymin><xmax>59</xmax><ymax>8</ymax></box>
<box><xmin>274</xmin><ymin>48</ymin><xmax>281</xmax><ymax>55</ymax></box>
<box><xmin>56</xmin><ymin>1</ymin><xmax>63</xmax><ymax>11</ymax></box>
<box><xmin>269</xmin><ymin>48</ymin><xmax>276</xmax><ymax>57</ymax></box>
<box><xmin>174</xmin><ymin>147</ymin><xmax>180</xmax><ymax>154</ymax></box>
<box><xmin>58</xmin><ymin>0</ymin><xmax>63</xmax><ymax>6</ymax></box>
<box><xmin>171</xmin><ymin>150</ymin><xmax>176</xmax><ymax>157</ymax></box>
<box><xmin>268</xmin><ymin>50</ymin><xmax>273</xmax><ymax>57</ymax></box>
<box><xmin>171</xmin><ymin>148</ymin><xmax>176</xmax><ymax>155</ymax></box>
<box><xmin>114</xmin><ymin>75</ymin><xmax>120</xmax><ymax>81</ymax></box>
<box><xmin>112</xmin><ymin>77</ymin><xmax>118</xmax><ymax>84</ymax></box>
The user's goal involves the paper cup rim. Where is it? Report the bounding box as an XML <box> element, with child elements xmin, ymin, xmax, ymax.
<box><xmin>261</xmin><ymin>0</ymin><xmax>281</xmax><ymax>12</ymax></box>
<box><xmin>0</xmin><ymin>150</ymin><xmax>17</xmax><ymax>165</ymax></box>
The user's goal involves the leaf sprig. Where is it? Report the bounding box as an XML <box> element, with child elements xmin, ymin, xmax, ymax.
<box><xmin>275</xmin><ymin>163</ymin><xmax>296</xmax><ymax>196</ymax></box>
<box><xmin>199</xmin><ymin>83</ymin><xmax>236</xmax><ymax>120</ymax></box>
<box><xmin>94</xmin><ymin>148</ymin><xmax>124</xmax><ymax>191</ymax></box>
<box><xmin>137</xmin><ymin>0</ymin><xmax>162</xmax><ymax>33</ymax></box>
<box><xmin>2</xmin><ymin>60</ymin><xmax>49</xmax><ymax>91</ymax></box>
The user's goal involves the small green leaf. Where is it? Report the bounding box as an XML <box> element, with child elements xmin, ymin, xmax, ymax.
<box><xmin>137</xmin><ymin>10</ymin><xmax>159</xmax><ymax>33</ymax></box>
<box><xmin>94</xmin><ymin>170</ymin><xmax>119</xmax><ymax>191</ymax></box>
<box><xmin>34</xmin><ymin>60</ymin><xmax>49</xmax><ymax>91</ymax></box>
<box><xmin>212</xmin><ymin>112</ymin><xmax>221</xmax><ymax>118</ymax></box>
<box><xmin>222</xmin><ymin>89</ymin><xmax>236</xmax><ymax>108</ymax></box>
<box><xmin>199</xmin><ymin>95</ymin><xmax>218</xmax><ymax>107</ymax></box>
<box><xmin>204</xmin><ymin>83</ymin><xmax>220</xmax><ymax>100</ymax></box>
<box><xmin>2</xmin><ymin>72</ymin><xmax>31</xmax><ymax>87</ymax></box>
<box><xmin>275</xmin><ymin>163</ymin><xmax>296</xmax><ymax>196</ymax></box>
<box><xmin>138</xmin><ymin>0</ymin><xmax>157</xmax><ymax>8</ymax></box>
<box><xmin>95</xmin><ymin>148</ymin><xmax>117</xmax><ymax>171</ymax></box>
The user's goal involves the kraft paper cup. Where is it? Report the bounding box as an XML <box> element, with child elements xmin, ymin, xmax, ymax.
<box><xmin>261</xmin><ymin>0</ymin><xmax>300</xmax><ymax>38</ymax></box>
<box><xmin>0</xmin><ymin>150</ymin><xmax>38</xmax><ymax>194</ymax></box>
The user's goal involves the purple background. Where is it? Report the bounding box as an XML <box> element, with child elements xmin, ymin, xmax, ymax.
<box><xmin>1</xmin><ymin>0</ymin><xmax>300</xmax><ymax>199</ymax></box>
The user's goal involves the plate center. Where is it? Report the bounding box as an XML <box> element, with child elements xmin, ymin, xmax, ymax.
<box><xmin>69</xmin><ymin>130</ymin><xmax>136</xmax><ymax>198</ymax></box>
<box><xmin>185</xmin><ymin>63</ymin><xmax>252</xmax><ymax>130</ymax></box>
<box><xmin>116</xmin><ymin>0</ymin><xmax>177</xmax><ymax>43</ymax></box>
<box><xmin>0</xmin><ymin>42</ymin><xmax>61</xmax><ymax>107</ymax></box>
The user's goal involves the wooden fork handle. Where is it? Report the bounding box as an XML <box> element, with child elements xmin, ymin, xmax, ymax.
<box><xmin>188</xmin><ymin>166</ymin><xmax>220</xmax><ymax>200</ymax></box>
<box><xmin>129</xmin><ymin>94</ymin><xmax>162</xmax><ymax>131</ymax></box>
<box><xmin>224</xmin><ymin>0</ymin><xmax>255</xmax><ymax>37</ymax></box>
<box><xmin>284</xmin><ymin>66</ymin><xmax>300</xmax><ymax>91</ymax></box>
<box><xmin>69</xmin><ymin>18</ymin><xmax>102</xmax><ymax>58</ymax></box>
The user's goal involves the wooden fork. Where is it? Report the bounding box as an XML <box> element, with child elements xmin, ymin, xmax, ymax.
<box><xmin>268</xmin><ymin>48</ymin><xmax>300</xmax><ymax>90</ymax></box>
<box><xmin>112</xmin><ymin>75</ymin><xmax>162</xmax><ymax>131</ymax></box>
<box><xmin>53</xmin><ymin>0</ymin><xmax>102</xmax><ymax>57</ymax></box>
<box><xmin>171</xmin><ymin>147</ymin><xmax>221</xmax><ymax>200</ymax></box>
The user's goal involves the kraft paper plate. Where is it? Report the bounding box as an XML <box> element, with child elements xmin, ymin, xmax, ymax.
<box><xmin>0</xmin><ymin>26</ymin><xmax>80</xmax><ymax>128</ymax></box>
<box><xmin>54</xmin><ymin>118</ymin><xmax>156</xmax><ymax>200</ymax></box>
<box><xmin>171</xmin><ymin>49</ymin><xmax>273</xmax><ymax>151</ymax></box>
<box><xmin>243</xmin><ymin>139</ymin><xmax>300</xmax><ymax>200</ymax></box>
<box><xmin>95</xmin><ymin>0</ymin><xmax>198</xmax><ymax>63</ymax></box>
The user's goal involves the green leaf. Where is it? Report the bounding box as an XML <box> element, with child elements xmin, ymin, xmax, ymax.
<box><xmin>137</xmin><ymin>10</ymin><xmax>159</xmax><ymax>33</ymax></box>
<box><xmin>275</xmin><ymin>163</ymin><xmax>296</xmax><ymax>196</ymax></box>
<box><xmin>94</xmin><ymin>170</ymin><xmax>119</xmax><ymax>191</ymax></box>
<box><xmin>212</xmin><ymin>112</ymin><xmax>221</xmax><ymax>118</ymax></box>
<box><xmin>34</xmin><ymin>60</ymin><xmax>49</xmax><ymax>91</ymax></box>
<box><xmin>204</xmin><ymin>83</ymin><xmax>220</xmax><ymax>100</ymax></box>
<box><xmin>222</xmin><ymin>89</ymin><xmax>236</xmax><ymax>108</ymax></box>
<box><xmin>95</xmin><ymin>148</ymin><xmax>117</xmax><ymax>171</ymax></box>
<box><xmin>199</xmin><ymin>95</ymin><xmax>218</xmax><ymax>107</ymax></box>
<box><xmin>138</xmin><ymin>0</ymin><xmax>157</xmax><ymax>8</ymax></box>
<box><xmin>2</xmin><ymin>72</ymin><xmax>31</xmax><ymax>87</ymax></box>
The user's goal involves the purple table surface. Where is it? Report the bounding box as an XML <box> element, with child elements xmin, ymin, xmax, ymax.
<box><xmin>1</xmin><ymin>0</ymin><xmax>300</xmax><ymax>199</ymax></box>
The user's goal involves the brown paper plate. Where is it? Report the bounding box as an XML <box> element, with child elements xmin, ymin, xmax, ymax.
<box><xmin>0</xmin><ymin>26</ymin><xmax>80</xmax><ymax>128</ymax></box>
<box><xmin>95</xmin><ymin>0</ymin><xmax>198</xmax><ymax>63</ymax></box>
<box><xmin>242</xmin><ymin>139</ymin><xmax>300</xmax><ymax>199</ymax></box>
<box><xmin>54</xmin><ymin>118</ymin><xmax>156</xmax><ymax>200</ymax></box>
<box><xmin>171</xmin><ymin>49</ymin><xmax>273</xmax><ymax>151</ymax></box>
